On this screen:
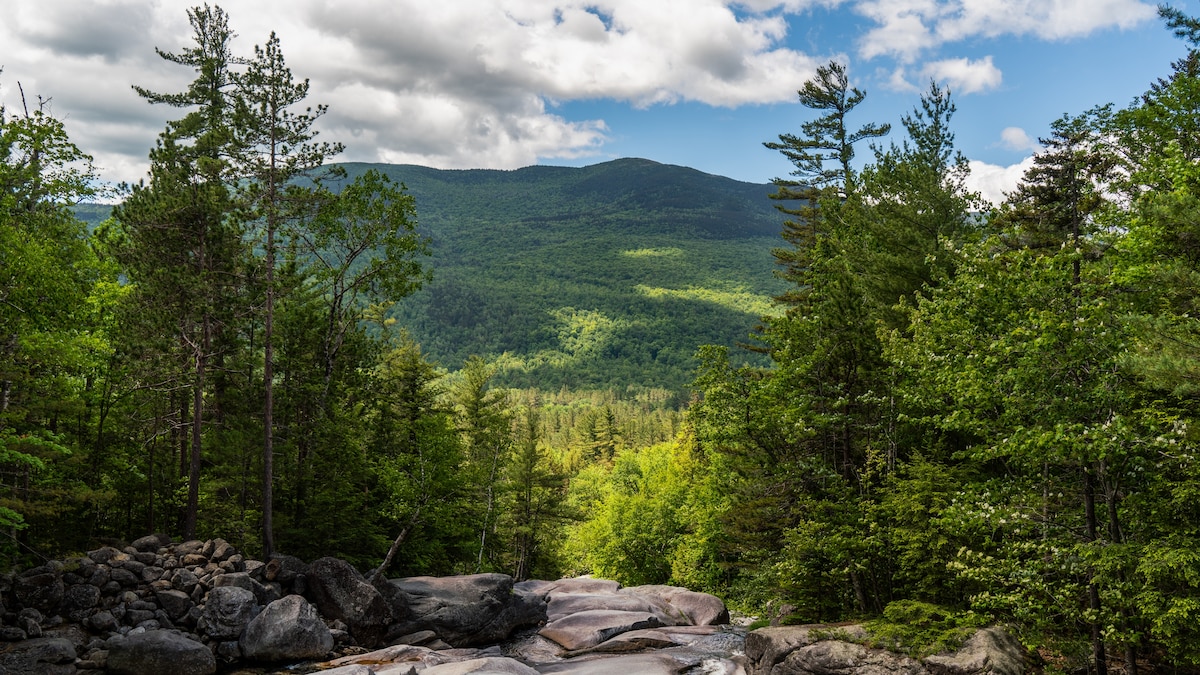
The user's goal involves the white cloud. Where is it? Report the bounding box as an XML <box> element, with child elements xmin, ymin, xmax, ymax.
<box><xmin>920</xmin><ymin>56</ymin><xmax>1002</xmax><ymax>94</ymax></box>
<box><xmin>2</xmin><ymin>0</ymin><xmax>830</xmax><ymax>184</ymax></box>
<box><xmin>967</xmin><ymin>156</ymin><xmax>1035</xmax><ymax>205</ymax></box>
<box><xmin>856</xmin><ymin>0</ymin><xmax>1156</xmax><ymax>61</ymax></box>
<box><xmin>1000</xmin><ymin>126</ymin><xmax>1039</xmax><ymax>152</ymax></box>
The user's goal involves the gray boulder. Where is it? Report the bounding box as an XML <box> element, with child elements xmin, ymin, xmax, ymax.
<box><xmin>0</xmin><ymin>636</ymin><xmax>77</xmax><ymax>675</ymax></box>
<box><xmin>13</xmin><ymin>569</ymin><xmax>64</xmax><ymax>614</ymax></box>
<box><xmin>305</xmin><ymin>556</ymin><xmax>393</xmax><ymax>647</ymax></box>
<box><xmin>547</xmin><ymin>591</ymin><xmax>682</xmax><ymax>625</ymax></box>
<box><xmin>924</xmin><ymin>627</ymin><xmax>1026</xmax><ymax>675</ymax></box>
<box><xmin>106</xmin><ymin>630</ymin><xmax>216</xmax><ymax>675</ymax></box>
<box><xmin>622</xmin><ymin>584</ymin><xmax>730</xmax><ymax>626</ymax></box>
<box><xmin>774</xmin><ymin>640</ymin><xmax>926</xmax><ymax>675</ymax></box>
<box><xmin>421</xmin><ymin>656</ymin><xmax>540</xmax><ymax>674</ymax></box>
<box><xmin>539</xmin><ymin>610</ymin><xmax>664</xmax><ymax>651</ymax></box>
<box><xmin>241</xmin><ymin>594</ymin><xmax>334</xmax><ymax>662</ymax></box>
<box><xmin>200</xmin><ymin>585</ymin><xmax>259</xmax><ymax>640</ymax></box>
<box><xmin>386</xmin><ymin>573</ymin><xmax>547</xmax><ymax>647</ymax></box>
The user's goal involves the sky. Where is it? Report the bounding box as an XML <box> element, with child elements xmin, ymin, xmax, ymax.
<box><xmin>1</xmin><ymin>0</ymin><xmax>1194</xmax><ymax>204</ymax></box>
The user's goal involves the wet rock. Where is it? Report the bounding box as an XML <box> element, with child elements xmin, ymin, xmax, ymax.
<box><xmin>422</xmin><ymin>656</ymin><xmax>540</xmax><ymax>674</ymax></box>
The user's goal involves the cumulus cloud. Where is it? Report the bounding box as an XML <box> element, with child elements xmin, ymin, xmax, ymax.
<box><xmin>2</xmin><ymin>0</ymin><xmax>830</xmax><ymax>184</ymax></box>
<box><xmin>920</xmin><ymin>56</ymin><xmax>1002</xmax><ymax>94</ymax></box>
<box><xmin>1000</xmin><ymin>126</ymin><xmax>1039</xmax><ymax>152</ymax></box>
<box><xmin>967</xmin><ymin>156</ymin><xmax>1035</xmax><ymax>205</ymax></box>
<box><xmin>856</xmin><ymin>0</ymin><xmax>1156</xmax><ymax>61</ymax></box>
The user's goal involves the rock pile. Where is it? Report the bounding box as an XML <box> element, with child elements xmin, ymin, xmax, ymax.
<box><xmin>0</xmin><ymin>535</ymin><xmax>1024</xmax><ymax>675</ymax></box>
<box><xmin>0</xmin><ymin>536</ymin><xmax>731</xmax><ymax>674</ymax></box>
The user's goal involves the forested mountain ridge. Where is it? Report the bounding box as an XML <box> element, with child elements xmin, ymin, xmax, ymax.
<box><xmin>77</xmin><ymin>159</ymin><xmax>786</xmax><ymax>393</ymax></box>
<box><xmin>335</xmin><ymin>159</ymin><xmax>786</xmax><ymax>392</ymax></box>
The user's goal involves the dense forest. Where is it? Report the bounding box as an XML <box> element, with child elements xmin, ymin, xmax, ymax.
<box><xmin>6</xmin><ymin>3</ymin><xmax>1200</xmax><ymax>673</ymax></box>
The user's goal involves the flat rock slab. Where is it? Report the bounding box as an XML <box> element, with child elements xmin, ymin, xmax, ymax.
<box><xmin>547</xmin><ymin>592</ymin><xmax>681</xmax><ymax>625</ymax></box>
<box><xmin>535</xmin><ymin>653</ymin><xmax>691</xmax><ymax>674</ymax></box>
<box><xmin>583</xmin><ymin>625</ymin><xmax>738</xmax><ymax>655</ymax></box>
<box><xmin>540</xmin><ymin>610</ymin><xmax>664</xmax><ymax>651</ymax></box>
<box><xmin>423</xmin><ymin>656</ymin><xmax>541</xmax><ymax>674</ymax></box>
<box><xmin>622</xmin><ymin>585</ymin><xmax>730</xmax><ymax>626</ymax></box>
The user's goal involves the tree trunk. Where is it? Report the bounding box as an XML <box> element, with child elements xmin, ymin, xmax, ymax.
<box><xmin>1084</xmin><ymin>467</ymin><xmax>1107</xmax><ymax>675</ymax></box>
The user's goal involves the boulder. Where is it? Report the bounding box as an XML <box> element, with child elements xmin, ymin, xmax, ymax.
<box><xmin>386</xmin><ymin>573</ymin><xmax>547</xmax><ymax>647</ymax></box>
<box><xmin>200</xmin><ymin>585</ymin><xmax>259</xmax><ymax>640</ymax></box>
<box><xmin>421</xmin><ymin>656</ymin><xmax>540</xmax><ymax>674</ymax></box>
<box><xmin>774</xmin><ymin>640</ymin><xmax>925</xmax><ymax>675</ymax></box>
<box><xmin>13</xmin><ymin>570</ymin><xmax>64</xmax><ymax>614</ymax></box>
<box><xmin>155</xmin><ymin>589</ymin><xmax>193</xmax><ymax>621</ymax></box>
<box><xmin>622</xmin><ymin>585</ymin><xmax>730</xmax><ymax>626</ymax></box>
<box><xmin>305</xmin><ymin>556</ymin><xmax>393</xmax><ymax>647</ymax></box>
<box><xmin>241</xmin><ymin>594</ymin><xmax>333</xmax><ymax>662</ymax></box>
<box><xmin>924</xmin><ymin>627</ymin><xmax>1025</xmax><ymax>675</ymax></box>
<box><xmin>213</xmin><ymin>571</ymin><xmax>279</xmax><ymax>605</ymax></box>
<box><xmin>537</xmin><ymin>652</ymin><xmax>699</xmax><ymax>674</ymax></box>
<box><xmin>745</xmin><ymin>625</ymin><xmax>867</xmax><ymax>674</ymax></box>
<box><xmin>539</xmin><ymin>610</ymin><xmax>664</xmax><ymax>651</ymax></box>
<box><xmin>0</xmin><ymin>636</ymin><xmax>77</xmax><ymax>675</ymax></box>
<box><xmin>542</xmin><ymin>577</ymin><xmax>622</xmax><ymax>595</ymax></box>
<box><xmin>106</xmin><ymin>630</ymin><xmax>216</xmax><ymax>675</ymax></box>
<box><xmin>60</xmin><ymin>583</ymin><xmax>100</xmax><ymax>618</ymax></box>
<box><xmin>547</xmin><ymin>591</ymin><xmax>682</xmax><ymax>625</ymax></box>
<box><xmin>130</xmin><ymin>534</ymin><xmax>169</xmax><ymax>553</ymax></box>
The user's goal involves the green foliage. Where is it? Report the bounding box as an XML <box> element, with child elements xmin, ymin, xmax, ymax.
<box><xmin>347</xmin><ymin>159</ymin><xmax>784</xmax><ymax>393</ymax></box>
<box><xmin>863</xmin><ymin>601</ymin><xmax>986</xmax><ymax>657</ymax></box>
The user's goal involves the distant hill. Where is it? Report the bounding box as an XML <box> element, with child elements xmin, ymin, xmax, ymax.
<box><xmin>344</xmin><ymin>158</ymin><xmax>786</xmax><ymax>394</ymax></box>
<box><xmin>77</xmin><ymin>158</ymin><xmax>789</xmax><ymax>394</ymax></box>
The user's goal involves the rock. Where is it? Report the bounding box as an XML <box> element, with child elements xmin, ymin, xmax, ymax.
<box><xmin>213</xmin><ymin>571</ymin><xmax>279</xmax><ymax>605</ymax></box>
<box><xmin>87</xmin><ymin>546</ymin><xmax>124</xmax><ymax>565</ymax></box>
<box><xmin>923</xmin><ymin>627</ymin><xmax>1025</xmax><ymax>675</ymax></box>
<box><xmin>745</xmin><ymin>625</ymin><xmax>865</xmax><ymax>674</ymax></box>
<box><xmin>109</xmin><ymin>568</ymin><xmax>139</xmax><ymax>588</ymax></box>
<box><xmin>200</xmin><ymin>585</ymin><xmax>259</xmax><ymax>640</ymax></box>
<box><xmin>60</xmin><ymin>584</ymin><xmax>100</xmax><ymax>614</ymax></box>
<box><xmin>421</xmin><ymin>656</ymin><xmax>540</xmax><ymax>674</ymax></box>
<box><xmin>107</xmin><ymin>630</ymin><xmax>216</xmax><ymax>675</ymax></box>
<box><xmin>537</xmin><ymin>652</ymin><xmax>698</xmax><ymax>674</ymax></box>
<box><xmin>155</xmin><ymin>589</ymin><xmax>193</xmax><ymax>621</ymax></box>
<box><xmin>547</xmin><ymin>591</ymin><xmax>682</xmax><ymax>626</ymax></box>
<box><xmin>385</xmin><ymin>573</ymin><xmax>547</xmax><ymax>647</ymax></box>
<box><xmin>130</xmin><ymin>534</ymin><xmax>168</xmax><ymax>553</ymax></box>
<box><xmin>305</xmin><ymin>556</ymin><xmax>393</xmax><ymax>647</ymax></box>
<box><xmin>13</xmin><ymin>570</ymin><xmax>64</xmax><ymax>614</ymax></box>
<box><xmin>320</xmin><ymin>666</ymin><xmax>385</xmax><ymax>675</ymax></box>
<box><xmin>622</xmin><ymin>585</ymin><xmax>730</xmax><ymax>626</ymax></box>
<box><xmin>543</xmin><ymin>577</ymin><xmax>622</xmax><ymax>595</ymax></box>
<box><xmin>774</xmin><ymin>640</ymin><xmax>925</xmax><ymax>675</ymax></box>
<box><xmin>88</xmin><ymin>610</ymin><xmax>119</xmax><ymax>633</ymax></box>
<box><xmin>0</xmin><ymin>636</ymin><xmax>77</xmax><ymax>674</ymax></box>
<box><xmin>539</xmin><ymin>610</ymin><xmax>664</xmax><ymax>651</ymax></box>
<box><xmin>241</xmin><ymin>594</ymin><xmax>333</xmax><ymax>662</ymax></box>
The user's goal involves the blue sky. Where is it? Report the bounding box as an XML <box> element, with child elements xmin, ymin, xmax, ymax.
<box><xmin>1</xmin><ymin>0</ymin><xmax>1193</xmax><ymax>202</ymax></box>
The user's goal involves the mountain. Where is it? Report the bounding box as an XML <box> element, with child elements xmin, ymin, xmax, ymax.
<box><xmin>76</xmin><ymin>158</ymin><xmax>789</xmax><ymax>394</ymax></box>
<box><xmin>342</xmin><ymin>158</ymin><xmax>787</xmax><ymax>394</ymax></box>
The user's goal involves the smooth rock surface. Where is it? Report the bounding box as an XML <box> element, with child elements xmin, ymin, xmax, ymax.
<box><xmin>540</xmin><ymin>610</ymin><xmax>664</xmax><ymax>651</ymax></box>
<box><xmin>0</xmin><ymin>636</ymin><xmax>77</xmax><ymax>675</ymax></box>
<box><xmin>106</xmin><ymin>630</ymin><xmax>216</xmax><ymax>675</ymax></box>
<box><xmin>241</xmin><ymin>594</ymin><xmax>334</xmax><ymax>662</ymax></box>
